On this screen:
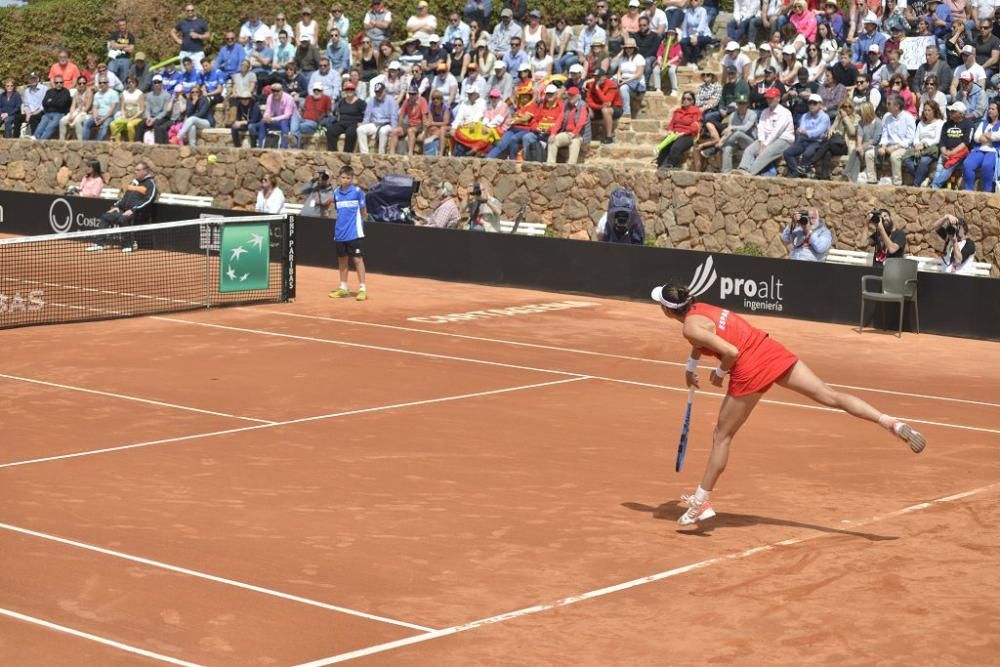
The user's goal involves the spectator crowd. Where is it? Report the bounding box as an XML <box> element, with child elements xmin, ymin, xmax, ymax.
<box><xmin>2</xmin><ymin>1</ymin><xmax>999</xmax><ymax>191</ymax></box>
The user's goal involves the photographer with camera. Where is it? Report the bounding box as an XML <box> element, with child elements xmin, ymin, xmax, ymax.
<box><xmin>931</xmin><ymin>214</ymin><xmax>978</xmax><ymax>274</ymax></box>
<box><xmin>297</xmin><ymin>168</ymin><xmax>335</xmax><ymax>218</ymax></box>
<box><xmin>781</xmin><ymin>207</ymin><xmax>832</xmax><ymax>261</ymax></box>
<box><xmin>869</xmin><ymin>208</ymin><xmax>906</xmax><ymax>266</ymax></box>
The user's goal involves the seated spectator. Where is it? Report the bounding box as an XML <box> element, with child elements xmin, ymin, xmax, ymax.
<box><xmin>453</xmin><ymin>87</ymin><xmax>508</xmax><ymax>157</ymax></box>
<box><xmin>930</xmin><ymin>215</ymin><xmax>978</xmax><ymax>273</ymax></box>
<box><xmin>325</xmin><ymin>30</ymin><xmax>351</xmax><ymax>74</ymax></box>
<box><xmin>829</xmin><ymin>47</ymin><xmax>857</xmax><ymax>87</ymax></box>
<box><xmin>90</xmin><ymin>161</ymin><xmax>157</xmax><ymax>253</ymax></box>
<box><xmin>851</xmin><ymin>13</ymin><xmax>887</xmax><ymax>64</ymax></box>
<box><xmin>128</xmin><ymin>53</ymin><xmax>152</xmax><ymax>93</ymax></box>
<box><xmin>240</xmin><ymin>13</ymin><xmax>271</xmax><ymax>47</ymax></box>
<box><xmin>914</xmin><ymin>44</ymin><xmax>952</xmax><ymax>94</ymax></box>
<box><xmin>802</xmin><ymin>42</ymin><xmax>826</xmax><ymax>83</ymax></box>
<box><xmin>846</xmin><ymin>102</ymin><xmax>882</xmax><ymax>182</ymax></box>
<box><xmin>33</xmin><ymin>74</ymin><xmax>71</xmax><ymax>140</ymax></box>
<box><xmin>778</xmin><ymin>45</ymin><xmax>801</xmax><ymax>86</ymax></box>
<box><xmin>374</xmin><ymin>61</ymin><xmax>406</xmax><ymax>103</ymax></box>
<box><xmin>460</xmin><ymin>63</ymin><xmax>488</xmax><ymax>102</ymax></box>
<box><xmin>158</xmin><ymin>62</ymin><xmax>183</xmax><ymax>95</ymax></box>
<box><xmin>280</xmin><ymin>62</ymin><xmax>309</xmax><ymax>105</ymax></box>
<box><xmin>887</xmin><ymin>75</ymin><xmax>917</xmax><ymax>116</ymax></box>
<box><xmin>816</xmin><ymin>22</ymin><xmax>839</xmax><ymax>65</ymax></box>
<box><xmin>521</xmin><ymin>84</ymin><xmax>565</xmax><ymax>156</ymax></box>
<box><xmin>326</xmin><ymin>81</ymin><xmax>366</xmax><ymax>151</ymax></box>
<box><xmin>616</xmin><ymin>38</ymin><xmax>647</xmax><ymax>117</ymax></box>
<box><xmin>695</xmin><ymin>70</ymin><xmax>722</xmax><ymax>117</ymax></box>
<box><xmin>404</xmin><ymin>62</ymin><xmax>428</xmax><ymax>100</ymax></box>
<box><xmin>248</xmin><ymin>38</ymin><xmax>275</xmax><ymax>79</ymax></box>
<box><xmin>861</xmin><ymin>43</ymin><xmax>884</xmax><ymax>83</ymax></box>
<box><xmin>295</xmin><ymin>35</ymin><xmax>322</xmax><ymax>75</ymax></box>
<box><xmin>199</xmin><ymin>60</ymin><xmax>227</xmax><ymax>106</ymax></box>
<box><xmin>657</xmin><ymin>90</ymin><xmax>702</xmax><ymax>169</ymax></box>
<box><xmin>953</xmin><ymin>45</ymin><xmax>987</xmax><ymax>95</ymax></box>
<box><xmin>419</xmin><ymin>182</ymin><xmax>462</xmax><ymax>228</ymax></box>
<box><xmin>82</xmin><ymin>76</ymin><xmax>119</xmax><ymax>141</ymax></box>
<box><xmin>309</xmin><ymin>57</ymin><xmax>341</xmax><ymax>101</ymax></box>
<box><xmin>62</xmin><ymin>76</ymin><xmax>92</xmax><ymax>140</ymax></box>
<box><xmin>751</xmin><ymin>66</ymin><xmax>785</xmax><ymax>109</ymax></box>
<box><xmin>680</xmin><ymin>0</ymin><xmax>712</xmax><ymax>66</ymax></box>
<box><xmin>154</xmin><ymin>87</ymin><xmax>188</xmax><ymax>144</ymax></box>
<box><xmin>721</xmin><ymin>41</ymin><xmax>752</xmax><ymax>81</ymax></box>
<box><xmin>327</xmin><ymin>5</ymin><xmax>349</xmax><ymax>40</ymax></box>
<box><xmin>429</xmin><ymin>62</ymin><xmax>459</xmax><ymax>108</ymax></box>
<box><xmin>1</xmin><ymin>79</ymin><xmax>23</xmax><ymax>138</ymax></box>
<box><xmin>450</xmin><ymin>87</ymin><xmax>486</xmax><ymax>140</ymax></box>
<box><xmin>874</xmin><ymin>94</ymin><xmax>915</xmax><ymax>185</ymax></box>
<box><xmin>357</xmin><ymin>81</ymin><xmax>398</xmax><ymax>153</ymax></box>
<box><xmin>230</xmin><ymin>92</ymin><xmax>261</xmax><ymax>147</ymax></box>
<box><xmin>972</xmin><ymin>18</ymin><xmax>1000</xmax><ymax>79</ymax></box>
<box><xmin>256</xmin><ymin>174</ymin><xmax>287</xmax><ymax>214</ymax></box>
<box><xmin>228</xmin><ymin>60</ymin><xmax>257</xmax><ymax>109</ymax></box>
<box><xmin>486</xmin><ymin>89</ymin><xmax>541</xmax><ymax>159</ymax></box>
<box><xmin>788</xmin><ymin>1</ymin><xmax>817</xmax><ymax>43</ymax></box>
<box><xmin>296</xmin><ymin>7</ymin><xmax>320</xmax><ymax>46</ymax></box>
<box><xmin>253</xmin><ymin>83</ymin><xmax>296</xmax><ymax>148</ymax></box>
<box><xmin>851</xmin><ymin>72</ymin><xmax>881</xmax><ymax>110</ymax></box>
<box><xmin>586</xmin><ymin>69</ymin><xmax>624</xmax><ymax>144</ymax></box>
<box><xmin>176</xmin><ymin>86</ymin><xmax>212</xmax><ymax>146</ymax></box>
<box><xmin>584</xmin><ymin>39</ymin><xmax>612</xmax><ymax>79</ymax></box>
<box><xmin>631</xmin><ymin>15</ymin><xmax>663</xmax><ymax>91</ymax></box>
<box><xmin>295</xmin><ymin>83</ymin><xmax>333</xmax><ymax>148</ymax></box>
<box><xmin>21</xmin><ymin>73</ymin><xmax>48</xmax><ymax>136</ymax></box>
<box><xmin>715</xmin><ymin>96</ymin><xmax>757</xmax><ymax>172</ymax></box>
<box><xmin>903</xmin><ymin>100</ymin><xmax>946</xmax><ymax>187</ymax></box>
<box><xmin>398</xmin><ymin>38</ymin><xmax>424</xmax><ymax>72</ymax></box>
<box><xmin>661</xmin><ymin>27</ymin><xmax>683</xmax><ymax>95</ymax></box>
<box><xmin>931</xmin><ymin>101</ymin><xmax>976</xmax><ymax>187</ymax></box>
<box><xmin>215</xmin><ymin>33</ymin><xmax>246</xmax><ymax>78</ymax></box>
<box><xmin>424</xmin><ymin>91</ymin><xmax>451</xmax><ymax>155</ymax></box>
<box><xmin>728</xmin><ymin>0</ymin><xmax>761</xmax><ymax>46</ymax></box>
<box><xmin>953</xmin><ymin>70</ymin><xmax>987</xmax><ymax>120</ymax></box>
<box><xmin>444</xmin><ymin>12</ymin><xmax>471</xmax><ymax>52</ymax></box>
<box><xmin>918</xmin><ymin>75</ymin><xmax>948</xmax><ymax>116</ymax></box>
<box><xmin>67</xmin><ymin>159</ymin><xmax>104</xmax><ymax>197</ymax></box>
<box><xmin>273</xmin><ymin>31</ymin><xmax>295</xmax><ymax>72</ymax></box>
<box><xmin>425</xmin><ymin>35</ymin><xmax>449</xmax><ymax>70</ymax></box>
<box><xmin>391</xmin><ymin>84</ymin><xmax>429</xmax><ymax>155</ymax></box>
<box><xmin>357</xmin><ymin>38</ymin><xmax>380</xmax><ymax>81</ymax></box>
<box><xmin>407</xmin><ymin>1</ymin><xmax>438</xmax><ymax>46</ymax></box>
<box><xmin>785</xmin><ymin>67</ymin><xmax>817</xmax><ymax>124</ymax></box>
<box><xmin>875</xmin><ymin>48</ymin><xmax>907</xmax><ymax>89</ymax></box>
<box><xmin>821</xmin><ymin>0</ymin><xmax>846</xmax><ymax>40</ymax></box>
<box><xmin>175</xmin><ymin>57</ymin><xmax>200</xmax><ymax>94</ymax></box>
<box><xmin>490</xmin><ymin>8</ymin><xmax>524</xmax><ymax>58</ymax></box>
<box><xmin>49</xmin><ymin>49</ymin><xmax>81</xmax><ymax>88</ymax></box>
<box><xmin>551</xmin><ymin>16</ymin><xmax>579</xmax><ymax>74</ymax></box>
<box><xmin>781</xmin><ymin>208</ymin><xmax>832</xmax><ymax>261</ymax></box>
<box><xmin>738</xmin><ymin>87</ymin><xmax>795</xmax><ymax>174</ymax></box>
<box><xmin>531</xmin><ymin>40</ymin><xmax>553</xmax><ymax>79</ymax></box>
<box><xmin>962</xmin><ymin>100</ymin><xmax>1000</xmax><ymax>191</ymax></box>
<box><xmin>109</xmin><ymin>77</ymin><xmax>145</xmax><ymax>142</ymax></box>
<box><xmin>816</xmin><ymin>68</ymin><xmax>845</xmax><ymax>119</ymax></box>
<box><xmin>364</xmin><ymin>0</ymin><xmax>393</xmax><ymax>49</ymax></box>
<box><xmin>547</xmin><ymin>85</ymin><xmax>590</xmax><ymax>164</ymax></box>
<box><xmin>784</xmin><ymin>94</ymin><xmax>831</xmax><ymax>177</ymax></box>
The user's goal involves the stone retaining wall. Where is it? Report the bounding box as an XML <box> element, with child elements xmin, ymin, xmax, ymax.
<box><xmin>1</xmin><ymin>139</ymin><xmax>997</xmax><ymax>271</ymax></box>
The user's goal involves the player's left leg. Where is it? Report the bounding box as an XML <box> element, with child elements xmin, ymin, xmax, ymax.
<box><xmin>776</xmin><ymin>360</ymin><xmax>925</xmax><ymax>453</ymax></box>
<box><xmin>354</xmin><ymin>255</ymin><xmax>367</xmax><ymax>301</ymax></box>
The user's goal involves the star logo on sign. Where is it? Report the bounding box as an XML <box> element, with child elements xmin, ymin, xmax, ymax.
<box><xmin>230</xmin><ymin>245</ymin><xmax>247</xmax><ymax>261</ymax></box>
<box><xmin>248</xmin><ymin>232</ymin><xmax>265</xmax><ymax>251</ymax></box>
<box><xmin>226</xmin><ymin>266</ymin><xmax>237</xmax><ymax>281</ymax></box>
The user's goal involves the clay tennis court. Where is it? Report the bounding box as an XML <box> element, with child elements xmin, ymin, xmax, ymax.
<box><xmin>2</xmin><ymin>265</ymin><xmax>999</xmax><ymax>665</ymax></box>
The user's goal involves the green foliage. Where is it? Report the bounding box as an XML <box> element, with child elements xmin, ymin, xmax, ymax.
<box><xmin>733</xmin><ymin>242</ymin><xmax>765</xmax><ymax>256</ymax></box>
<box><xmin>0</xmin><ymin>0</ymin><xmax>113</xmax><ymax>81</ymax></box>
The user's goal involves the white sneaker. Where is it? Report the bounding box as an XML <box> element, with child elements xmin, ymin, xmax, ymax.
<box><xmin>121</xmin><ymin>243</ymin><xmax>135</xmax><ymax>253</ymax></box>
<box><xmin>893</xmin><ymin>422</ymin><xmax>926</xmax><ymax>454</ymax></box>
<box><xmin>85</xmin><ymin>243</ymin><xmax>103</xmax><ymax>252</ymax></box>
<box><xmin>678</xmin><ymin>494</ymin><xmax>716</xmax><ymax>526</ymax></box>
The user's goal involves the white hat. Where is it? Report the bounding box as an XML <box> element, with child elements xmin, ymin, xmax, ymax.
<box><xmin>759</xmin><ymin>43</ymin><xmax>772</xmax><ymax>51</ymax></box>
<box><xmin>569</xmin><ymin>63</ymin><xmax>584</xmax><ymax>74</ymax></box>
<box><xmin>725</xmin><ymin>40</ymin><xmax>740</xmax><ymax>51</ymax></box>
<box><xmin>628</xmin><ymin>0</ymin><xmax>640</xmax><ymax>6</ymax></box>
<box><xmin>808</xmin><ymin>93</ymin><xmax>823</xmax><ymax>103</ymax></box>
<box><xmin>494</xmin><ymin>60</ymin><xmax>505</xmax><ymax>68</ymax></box>
<box><xmin>868</xmin><ymin>43</ymin><xmax>881</xmax><ymax>54</ymax></box>
<box><xmin>961</xmin><ymin>44</ymin><xmax>975</xmax><ymax>54</ymax></box>
<box><xmin>947</xmin><ymin>101</ymin><xmax>967</xmax><ymax>113</ymax></box>
<box><xmin>388</xmin><ymin>60</ymin><xmax>401</xmax><ymax>70</ymax></box>
<box><xmin>518</xmin><ymin>62</ymin><xmax>531</xmax><ymax>72</ymax></box>
<box><xmin>781</xmin><ymin>44</ymin><xmax>796</xmax><ymax>55</ymax></box>
<box><xmin>428</xmin><ymin>34</ymin><xmax>440</xmax><ymax>43</ymax></box>
<box><xmin>544</xmin><ymin>83</ymin><xmax>559</xmax><ymax>94</ymax></box>
<box><xmin>863</xmin><ymin>11</ymin><xmax>878</xmax><ymax>24</ymax></box>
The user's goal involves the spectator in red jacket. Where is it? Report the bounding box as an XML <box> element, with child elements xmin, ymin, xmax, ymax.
<box><xmin>586</xmin><ymin>69</ymin><xmax>624</xmax><ymax>144</ymax></box>
<box><xmin>521</xmin><ymin>83</ymin><xmax>566</xmax><ymax>157</ymax></box>
<box><xmin>657</xmin><ymin>90</ymin><xmax>703</xmax><ymax>170</ymax></box>
<box><xmin>294</xmin><ymin>83</ymin><xmax>332</xmax><ymax>147</ymax></box>
<box><xmin>547</xmin><ymin>85</ymin><xmax>592</xmax><ymax>164</ymax></box>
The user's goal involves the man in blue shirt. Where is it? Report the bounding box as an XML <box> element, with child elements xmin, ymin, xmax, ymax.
<box><xmin>357</xmin><ymin>81</ymin><xmax>398</xmax><ymax>153</ymax></box>
<box><xmin>851</xmin><ymin>13</ymin><xmax>888</xmax><ymax>64</ymax></box>
<box><xmin>199</xmin><ymin>60</ymin><xmax>227</xmax><ymax>106</ymax></box>
<box><xmin>159</xmin><ymin>62</ymin><xmax>183</xmax><ymax>95</ymax></box>
<box><xmin>328</xmin><ymin>166</ymin><xmax>369</xmax><ymax>302</ymax></box>
<box><xmin>325</xmin><ymin>29</ymin><xmax>351</xmax><ymax>73</ymax></box>
<box><xmin>783</xmin><ymin>94</ymin><xmax>831</xmax><ymax>177</ymax></box>
<box><xmin>214</xmin><ymin>32</ymin><xmax>246</xmax><ymax>78</ymax></box>
<box><xmin>177</xmin><ymin>57</ymin><xmax>202</xmax><ymax>94</ymax></box>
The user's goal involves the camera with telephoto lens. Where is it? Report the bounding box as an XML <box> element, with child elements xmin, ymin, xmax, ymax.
<box><xmin>797</xmin><ymin>210</ymin><xmax>809</xmax><ymax>226</ymax></box>
<box><xmin>942</xmin><ymin>221</ymin><xmax>957</xmax><ymax>237</ymax></box>
<box><xmin>869</xmin><ymin>209</ymin><xmax>883</xmax><ymax>225</ymax></box>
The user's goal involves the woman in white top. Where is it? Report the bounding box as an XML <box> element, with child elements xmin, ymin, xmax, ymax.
<box><xmin>816</xmin><ymin>23</ymin><xmax>838</xmax><ymax>66</ymax></box>
<box><xmin>802</xmin><ymin>43</ymin><xmax>826</xmax><ymax>83</ymax></box>
<box><xmin>749</xmin><ymin>44</ymin><xmax>777</xmax><ymax>84</ymax></box>
<box><xmin>778</xmin><ymin>45</ymin><xmax>800</xmax><ymax>86</ymax></box>
<box><xmin>902</xmin><ymin>99</ymin><xmax>945</xmax><ymax>187</ymax></box>
<box><xmin>917</xmin><ymin>75</ymin><xmax>948</xmax><ymax>118</ymax></box>
<box><xmin>523</xmin><ymin>10</ymin><xmax>548</xmax><ymax>52</ymax></box>
<box><xmin>296</xmin><ymin>8</ymin><xmax>320</xmax><ymax>45</ymax></box>
<box><xmin>616</xmin><ymin>38</ymin><xmax>646</xmax><ymax>117</ymax></box>
<box><xmin>530</xmin><ymin>41</ymin><xmax>553</xmax><ymax>78</ymax></box>
<box><xmin>551</xmin><ymin>16</ymin><xmax>578</xmax><ymax>73</ymax></box>
<box><xmin>256</xmin><ymin>174</ymin><xmax>286</xmax><ymax>214</ymax></box>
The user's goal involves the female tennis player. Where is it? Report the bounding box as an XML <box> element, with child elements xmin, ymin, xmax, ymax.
<box><xmin>651</xmin><ymin>280</ymin><xmax>926</xmax><ymax>526</ymax></box>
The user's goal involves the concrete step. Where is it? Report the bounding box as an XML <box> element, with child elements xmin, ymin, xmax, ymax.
<box><xmin>591</xmin><ymin>142</ymin><xmax>656</xmax><ymax>160</ymax></box>
<box><xmin>614</xmin><ymin>130</ymin><xmax>666</xmax><ymax>145</ymax></box>
<box><xmin>587</xmin><ymin>156</ymin><xmax>656</xmax><ymax>171</ymax></box>
<box><xmin>621</xmin><ymin>118</ymin><xmax>664</xmax><ymax>133</ymax></box>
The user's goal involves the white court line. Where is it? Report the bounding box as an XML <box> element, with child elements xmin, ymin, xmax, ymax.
<box><xmin>293</xmin><ymin>482</ymin><xmax>1000</xmax><ymax>666</ymax></box>
<box><xmin>158</xmin><ymin>317</ymin><xmax>1000</xmax><ymax>436</ymax></box>
<box><xmin>0</xmin><ymin>522</ymin><xmax>435</xmax><ymax>633</ymax></box>
<box><xmin>0</xmin><ymin>607</ymin><xmax>203</xmax><ymax>667</ymax></box>
<box><xmin>0</xmin><ymin>377</ymin><xmax>589</xmax><ymax>469</ymax></box>
<box><xmin>263</xmin><ymin>310</ymin><xmax>1000</xmax><ymax>410</ymax></box>
<box><xmin>0</xmin><ymin>373</ymin><xmax>275</xmax><ymax>425</ymax></box>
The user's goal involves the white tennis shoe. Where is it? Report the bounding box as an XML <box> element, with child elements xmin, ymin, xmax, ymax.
<box><xmin>893</xmin><ymin>421</ymin><xmax>926</xmax><ymax>454</ymax></box>
<box><xmin>85</xmin><ymin>243</ymin><xmax>103</xmax><ymax>252</ymax></box>
<box><xmin>678</xmin><ymin>494</ymin><xmax>716</xmax><ymax>526</ymax></box>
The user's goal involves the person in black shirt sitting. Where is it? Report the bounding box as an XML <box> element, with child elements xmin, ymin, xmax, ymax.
<box><xmin>326</xmin><ymin>81</ymin><xmax>367</xmax><ymax>152</ymax></box>
<box><xmin>829</xmin><ymin>47</ymin><xmax>858</xmax><ymax>87</ymax></box>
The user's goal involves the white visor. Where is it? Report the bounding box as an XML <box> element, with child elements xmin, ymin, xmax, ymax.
<box><xmin>651</xmin><ymin>285</ymin><xmax>688</xmax><ymax>309</ymax></box>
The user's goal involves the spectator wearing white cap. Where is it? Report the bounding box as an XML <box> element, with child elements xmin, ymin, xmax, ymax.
<box><xmin>953</xmin><ymin>44</ymin><xmax>988</xmax><ymax>95</ymax></box>
<box><xmin>680</xmin><ymin>0</ymin><xmax>713</xmax><ymax>67</ymax></box>
<box><xmin>851</xmin><ymin>12</ymin><xmax>887</xmax><ymax>64</ymax></box>
<box><xmin>953</xmin><ymin>69</ymin><xmax>987</xmax><ymax>118</ymax></box>
<box><xmin>931</xmin><ymin>100</ymin><xmax>976</xmax><ymax>186</ymax></box>
<box><xmin>721</xmin><ymin>41</ymin><xmax>753</xmax><ymax>81</ymax></box>
<box><xmin>617</xmin><ymin>38</ymin><xmax>647</xmax><ymax>116</ymax></box>
<box><xmin>622</xmin><ymin>0</ymin><xmax>643</xmax><ymax>33</ymax></box>
<box><xmin>295</xmin><ymin>34</ymin><xmax>322</xmax><ymax>75</ymax></box>
<box><xmin>487</xmin><ymin>61</ymin><xmax>514</xmax><ymax>101</ymax></box>
<box><xmin>861</xmin><ymin>43</ymin><xmax>885</xmax><ymax>83</ymax></box>
<box><xmin>490</xmin><ymin>8</ymin><xmax>524</xmax><ymax>57</ymax></box>
<box><xmin>293</xmin><ymin>83</ymin><xmax>333</xmax><ymax>147</ymax></box>
<box><xmin>727</xmin><ymin>0</ymin><xmax>760</xmax><ymax>46</ymax></box>
<box><xmin>566</xmin><ymin>62</ymin><xmax>587</xmax><ymax>92</ymax></box>
<box><xmin>783</xmin><ymin>93</ymin><xmax>831</xmax><ymax>177</ymax></box>
<box><xmin>876</xmin><ymin>93</ymin><xmax>916</xmax><ymax>185</ymax></box>
<box><xmin>363</xmin><ymin>1</ymin><xmax>393</xmax><ymax>49</ymax></box>
<box><xmin>407</xmin><ymin>1</ymin><xmax>438</xmax><ymax>47</ymax></box>
<box><xmin>520</xmin><ymin>83</ymin><xmax>566</xmax><ymax>158</ymax></box>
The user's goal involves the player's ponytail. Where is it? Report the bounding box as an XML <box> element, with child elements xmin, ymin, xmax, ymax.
<box><xmin>652</xmin><ymin>280</ymin><xmax>695</xmax><ymax>316</ymax></box>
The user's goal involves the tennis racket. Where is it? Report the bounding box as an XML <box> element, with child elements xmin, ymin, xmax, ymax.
<box><xmin>675</xmin><ymin>386</ymin><xmax>695</xmax><ymax>473</ymax></box>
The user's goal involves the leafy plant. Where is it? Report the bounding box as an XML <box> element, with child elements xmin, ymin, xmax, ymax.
<box><xmin>733</xmin><ymin>242</ymin><xmax>765</xmax><ymax>256</ymax></box>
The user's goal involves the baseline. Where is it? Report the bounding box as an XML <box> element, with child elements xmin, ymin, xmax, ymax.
<box><xmin>0</xmin><ymin>607</ymin><xmax>203</xmax><ymax>667</ymax></box>
<box><xmin>292</xmin><ymin>481</ymin><xmax>1000</xmax><ymax>666</ymax></box>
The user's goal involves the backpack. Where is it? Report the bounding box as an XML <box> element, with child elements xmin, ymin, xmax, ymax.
<box><xmin>607</xmin><ymin>187</ymin><xmax>638</xmax><ymax>222</ymax></box>
<box><xmin>604</xmin><ymin>187</ymin><xmax>644</xmax><ymax>243</ymax></box>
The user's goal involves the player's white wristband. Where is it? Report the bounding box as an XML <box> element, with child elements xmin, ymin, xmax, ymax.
<box><xmin>712</xmin><ymin>367</ymin><xmax>729</xmax><ymax>380</ymax></box>
<box><xmin>685</xmin><ymin>357</ymin><xmax>698</xmax><ymax>372</ymax></box>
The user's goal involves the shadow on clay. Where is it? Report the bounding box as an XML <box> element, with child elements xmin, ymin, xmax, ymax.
<box><xmin>622</xmin><ymin>501</ymin><xmax>898</xmax><ymax>541</ymax></box>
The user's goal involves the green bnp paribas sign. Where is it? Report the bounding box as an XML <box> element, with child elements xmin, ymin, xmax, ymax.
<box><xmin>219</xmin><ymin>223</ymin><xmax>270</xmax><ymax>292</ymax></box>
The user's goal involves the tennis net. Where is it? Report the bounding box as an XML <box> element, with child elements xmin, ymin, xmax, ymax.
<box><xmin>0</xmin><ymin>214</ymin><xmax>295</xmax><ymax>329</ymax></box>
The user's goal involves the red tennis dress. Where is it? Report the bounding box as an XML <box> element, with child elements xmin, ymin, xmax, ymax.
<box><xmin>688</xmin><ymin>303</ymin><xmax>798</xmax><ymax>397</ymax></box>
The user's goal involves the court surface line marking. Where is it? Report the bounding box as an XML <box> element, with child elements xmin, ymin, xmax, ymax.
<box><xmin>0</xmin><ymin>372</ymin><xmax>275</xmax><ymax>425</ymax></box>
<box><xmin>0</xmin><ymin>522</ymin><xmax>437</xmax><ymax>633</ymax></box>
<box><xmin>263</xmin><ymin>310</ymin><xmax>1000</xmax><ymax>410</ymax></box>
<box><xmin>0</xmin><ymin>607</ymin><xmax>203</xmax><ymax>667</ymax></box>
<box><xmin>292</xmin><ymin>482</ymin><xmax>1000</xmax><ymax>666</ymax></box>
<box><xmin>0</xmin><ymin>377</ymin><xmax>590</xmax><ymax>469</ymax></box>
<box><xmin>156</xmin><ymin>318</ymin><xmax>1000</xmax><ymax>436</ymax></box>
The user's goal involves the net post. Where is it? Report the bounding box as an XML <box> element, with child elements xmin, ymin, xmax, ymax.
<box><xmin>204</xmin><ymin>220</ymin><xmax>213</xmax><ymax>309</ymax></box>
<box><xmin>282</xmin><ymin>214</ymin><xmax>296</xmax><ymax>302</ymax></box>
